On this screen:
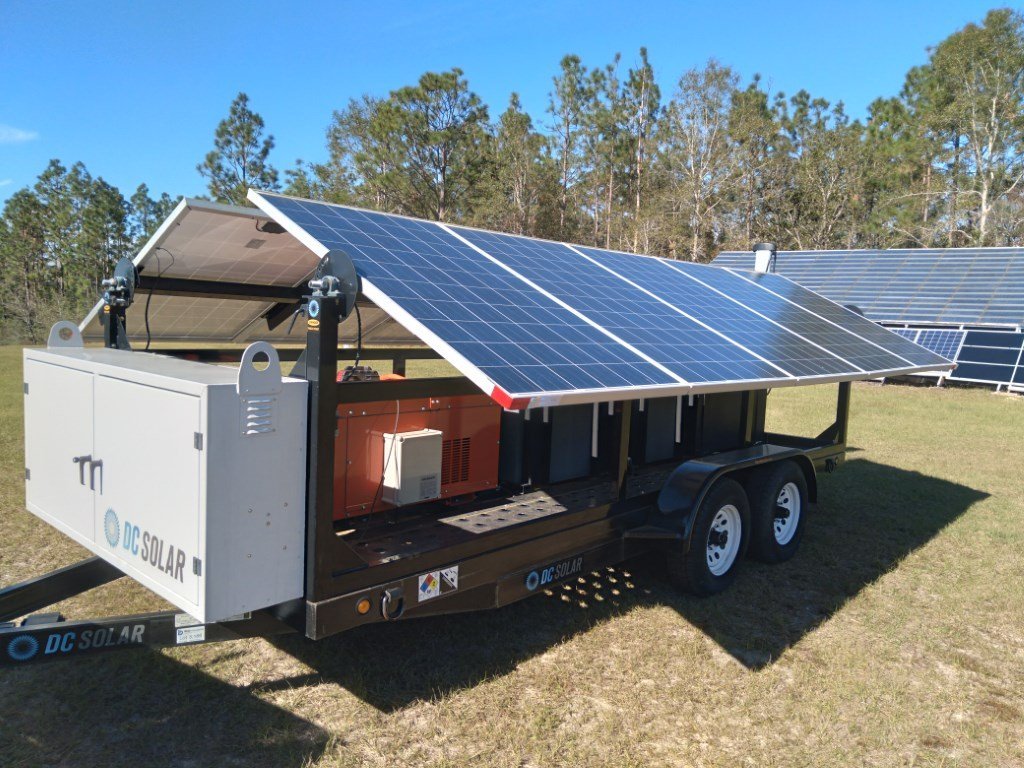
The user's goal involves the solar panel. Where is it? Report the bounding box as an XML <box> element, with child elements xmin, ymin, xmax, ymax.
<box><xmin>713</xmin><ymin>248</ymin><xmax>1024</xmax><ymax>327</ymax></box>
<box><xmin>723</xmin><ymin>270</ymin><xmax>948</xmax><ymax>369</ymax></box>
<box><xmin>949</xmin><ymin>330</ymin><xmax>1024</xmax><ymax>384</ymax></box>
<box><xmin>914</xmin><ymin>330</ymin><xmax>965</xmax><ymax>359</ymax></box>
<box><xmin>451</xmin><ymin>228</ymin><xmax>788</xmax><ymax>383</ymax></box>
<box><xmin>249</xmin><ymin>191</ymin><xmax>953</xmax><ymax>407</ymax></box>
<box><xmin>78</xmin><ymin>199</ymin><xmax>424</xmax><ymax>347</ymax></box>
<box><xmin>586</xmin><ymin>249</ymin><xmax>915</xmax><ymax>376</ymax></box>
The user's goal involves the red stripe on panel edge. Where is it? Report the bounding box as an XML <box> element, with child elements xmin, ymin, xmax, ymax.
<box><xmin>490</xmin><ymin>386</ymin><xmax>531</xmax><ymax>411</ymax></box>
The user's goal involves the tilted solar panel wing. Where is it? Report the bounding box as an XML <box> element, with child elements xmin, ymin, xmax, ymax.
<box><xmin>78</xmin><ymin>198</ymin><xmax>422</xmax><ymax>346</ymax></box>
<box><xmin>250</xmin><ymin>191</ymin><xmax>953</xmax><ymax>409</ymax></box>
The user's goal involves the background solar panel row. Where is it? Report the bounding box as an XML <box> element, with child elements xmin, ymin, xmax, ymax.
<box><xmin>251</xmin><ymin>192</ymin><xmax>951</xmax><ymax>401</ymax></box>
<box><xmin>948</xmin><ymin>330</ymin><xmax>1024</xmax><ymax>385</ymax></box>
<box><xmin>713</xmin><ymin>248</ymin><xmax>1024</xmax><ymax>327</ymax></box>
<box><xmin>885</xmin><ymin>326</ymin><xmax>1023</xmax><ymax>386</ymax></box>
<box><xmin>888</xmin><ymin>329</ymin><xmax>966</xmax><ymax>359</ymax></box>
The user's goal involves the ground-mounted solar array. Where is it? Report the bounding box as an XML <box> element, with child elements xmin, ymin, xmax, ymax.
<box><xmin>713</xmin><ymin>247</ymin><xmax>1024</xmax><ymax>327</ymax></box>
<box><xmin>249</xmin><ymin>191</ymin><xmax>951</xmax><ymax>408</ymax></box>
<box><xmin>944</xmin><ymin>330</ymin><xmax>1024</xmax><ymax>386</ymax></box>
<box><xmin>714</xmin><ymin>247</ymin><xmax>1024</xmax><ymax>389</ymax></box>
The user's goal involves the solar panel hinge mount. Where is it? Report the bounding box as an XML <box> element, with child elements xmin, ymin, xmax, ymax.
<box><xmin>308</xmin><ymin>250</ymin><xmax>359</xmax><ymax>320</ymax></box>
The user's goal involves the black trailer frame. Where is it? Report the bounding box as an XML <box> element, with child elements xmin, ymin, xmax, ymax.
<box><xmin>1</xmin><ymin>282</ymin><xmax>850</xmax><ymax>667</ymax></box>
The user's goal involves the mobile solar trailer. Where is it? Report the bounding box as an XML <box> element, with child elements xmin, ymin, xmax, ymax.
<box><xmin>1</xmin><ymin>194</ymin><xmax>953</xmax><ymax>667</ymax></box>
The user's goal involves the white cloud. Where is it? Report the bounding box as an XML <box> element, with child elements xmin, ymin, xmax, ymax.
<box><xmin>0</xmin><ymin>179</ymin><xmax>12</xmax><ymax>187</ymax></box>
<box><xmin>0</xmin><ymin>125</ymin><xmax>39</xmax><ymax>144</ymax></box>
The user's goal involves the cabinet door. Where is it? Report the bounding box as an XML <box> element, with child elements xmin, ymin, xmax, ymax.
<box><xmin>23</xmin><ymin>359</ymin><xmax>96</xmax><ymax>539</ymax></box>
<box><xmin>93</xmin><ymin>375</ymin><xmax>202</xmax><ymax>606</ymax></box>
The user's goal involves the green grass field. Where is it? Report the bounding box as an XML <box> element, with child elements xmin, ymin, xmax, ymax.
<box><xmin>0</xmin><ymin>344</ymin><xmax>1022</xmax><ymax>767</ymax></box>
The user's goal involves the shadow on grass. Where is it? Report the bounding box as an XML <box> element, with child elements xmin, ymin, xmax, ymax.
<box><xmin>0</xmin><ymin>457</ymin><xmax>987</xmax><ymax>744</ymax></box>
<box><xmin>265</xmin><ymin>457</ymin><xmax>986</xmax><ymax>710</ymax></box>
<box><xmin>0</xmin><ymin>648</ymin><xmax>329</xmax><ymax>767</ymax></box>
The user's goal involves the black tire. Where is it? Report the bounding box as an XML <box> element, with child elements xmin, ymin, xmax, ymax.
<box><xmin>667</xmin><ymin>477</ymin><xmax>750</xmax><ymax>596</ymax></box>
<box><xmin>748</xmin><ymin>460</ymin><xmax>808</xmax><ymax>564</ymax></box>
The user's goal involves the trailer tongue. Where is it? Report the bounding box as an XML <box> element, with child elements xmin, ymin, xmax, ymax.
<box><xmin>1</xmin><ymin>193</ymin><xmax>952</xmax><ymax>667</ymax></box>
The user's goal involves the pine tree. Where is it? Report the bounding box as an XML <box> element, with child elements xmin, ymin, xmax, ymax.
<box><xmin>548</xmin><ymin>55</ymin><xmax>591</xmax><ymax>240</ymax></box>
<box><xmin>197</xmin><ymin>92</ymin><xmax>279</xmax><ymax>205</ymax></box>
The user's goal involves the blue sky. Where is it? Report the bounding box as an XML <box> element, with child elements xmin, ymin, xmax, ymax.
<box><xmin>0</xmin><ymin>0</ymin><xmax>1003</xmax><ymax>205</ymax></box>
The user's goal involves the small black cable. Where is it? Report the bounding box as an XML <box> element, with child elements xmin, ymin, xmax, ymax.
<box><xmin>353</xmin><ymin>302</ymin><xmax>363</xmax><ymax>367</ymax></box>
<box><xmin>143</xmin><ymin>288</ymin><xmax>154</xmax><ymax>351</ymax></box>
<box><xmin>340</xmin><ymin>302</ymin><xmax>364</xmax><ymax>382</ymax></box>
<box><xmin>367</xmin><ymin>399</ymin><xmax>401</xmax><ymax>519</ymax></box>
<box><xmin>143</xmin><ymin>246</ymin><xmax>175</xmax><ymax>351</ymax></box>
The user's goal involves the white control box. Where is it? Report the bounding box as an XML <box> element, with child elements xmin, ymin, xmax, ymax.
<box><xmin>382</xmin><ymin>428</ymin><xmax>442</xmax><ymax>506</ymax></box>
<box><xmin>22</xmin><ymin>336</ymin><xmax>307</xmax><ymax>623</ymax></box>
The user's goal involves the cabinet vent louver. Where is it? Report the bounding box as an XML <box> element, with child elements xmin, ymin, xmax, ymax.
<box><xmin>241</xmin><ymin>396</ymin><xmax>276</xmax><ymax>436</ymax></box>
<box><xmin>441</xmin><ymin>437</ymin><xmax>471</xmax><ymax>485</ymax></box>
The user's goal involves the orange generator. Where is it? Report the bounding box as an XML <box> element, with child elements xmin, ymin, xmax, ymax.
<box><xmin>333</xmin><ymin>391</ymin><xmax>502</xmax><ymax>520</ymax></box>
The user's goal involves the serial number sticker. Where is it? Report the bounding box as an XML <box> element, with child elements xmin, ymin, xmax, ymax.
<box><xmin>174</xmin><ymin>613</ymin><xmax>201</xmax><ymax>628</ymax></box>
<box><xmin>525</xmin><ymin>555</ymin><xmax>584</xmax><ymax>591</ymax></box>
<box><xmin>175</xmin><ymin>626</ymin><xmax>205</xmax><ymax>645</ymax></box>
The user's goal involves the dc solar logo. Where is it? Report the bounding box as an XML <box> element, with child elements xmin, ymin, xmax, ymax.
<box><xmin>525</xmin><ymin>571</ymin><xmax>541</xmax><ymax>591</ymax></box>
<box><xmin>104</xmin><ymin>508</ymin><xmax>120</xmax><ymax>547</ymax></box>
<box><xmin>308</xmin><ymin>299</ymin><xmax>320</xmax><ymax>318</ymax></box>
<box><xmin>7</xmin><ymin>635</ymin><xmax>39</xmax><ymax>662</ymax></box>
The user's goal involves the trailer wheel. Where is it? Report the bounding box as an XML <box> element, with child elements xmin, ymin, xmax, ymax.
<box><xmin>749</xmin><ymin>460</ymin><xmax>807</xmax><ymax>563</ymax></box>
<box><xmin>667</xmin><ymin>477</ymin><xmax>750</xmax><ymax>596</ymax></box>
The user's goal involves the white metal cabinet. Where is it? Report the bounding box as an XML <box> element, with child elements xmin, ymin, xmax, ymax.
<box><xmin>93</xmin><ymin>375</ymin><xmax>203</xmax><ymax>605</ymax></box>
<box><xmin>22</xmin><ymin>341</ymin><xmax>308</xmax><ymax>622</ymax></box>
<box><xmin>23</xmin><ymin>360</ymin><xmax>95</xmax><ymax>540</ymax></box>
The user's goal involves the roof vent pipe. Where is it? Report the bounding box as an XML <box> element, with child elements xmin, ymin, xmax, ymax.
<box><xmin>753</xmin><ymin>242</ymin><xmax>776</xmax><ymax>274</ymax></box>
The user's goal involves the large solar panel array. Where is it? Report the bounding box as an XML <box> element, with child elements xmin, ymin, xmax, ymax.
<box><xmin>249</xmin><ymin>191</ymin><xmax>950</xmax><ymax>408</ymax></box>
<box><xmin>713</xmin><ymin>248</ymin><xmax>1024</xmax><ymax>327</ymax></box>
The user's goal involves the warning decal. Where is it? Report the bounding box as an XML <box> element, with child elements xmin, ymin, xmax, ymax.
<box><xmin>441</xmin><ymin>567</ymin><xmax>459</xmax><ymax>591</ymax></box>
<box><xmin>418</xmin><ymin>565</ymin><xmax>459</xmax><ymax>602</ymax></box>
<box><xmin>418</xmin><ymin>572</ymin><xmax>440</xmax><ymax>601</ymax></box>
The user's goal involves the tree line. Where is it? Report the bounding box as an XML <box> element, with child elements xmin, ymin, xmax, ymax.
<box><xmin>3</xmin><ymin>8</ymin><xmax>1023</xmax><ymax>342</ymax></box>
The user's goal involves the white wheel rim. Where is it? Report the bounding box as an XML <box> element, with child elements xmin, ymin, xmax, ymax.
<box><xmin>773</xmin><ymin>482</ymin><xmax>801</xmax><ymax>546</ymax></box>
<box><xmin>706</xmin><ymin>504</ymin><xmax>741</xmax><ymax>576</ymax></box>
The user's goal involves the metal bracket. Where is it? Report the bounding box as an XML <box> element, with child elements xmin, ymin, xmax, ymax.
<box><xmin>47</xmin><ymin>321</ymin><xmax>84</xmax><ymax>349</ymax></box>
<box><xmin>309</xmin><ymin>250</ymin><xmax>359</xmax><ymax>319</ymax></box>
<box><xmin>237</xmin><ymin>342</ymin><xmax>283</xmax><ymax>397</ymax></box>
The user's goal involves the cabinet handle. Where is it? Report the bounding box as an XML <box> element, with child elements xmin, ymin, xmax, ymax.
<box><xmin>89</xmin><ymin>459</ymin><xmax>103</xmax><ymax>493</ymax></box>
<box><xmin>72</xmin><ymin>455</ymin><xmax>92</xmax><ymax>485</ymax></box>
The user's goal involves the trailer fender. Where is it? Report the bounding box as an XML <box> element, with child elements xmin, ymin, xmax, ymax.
<box><xmin>656</xmin><ymin>450</ymin><xmax>816</xmax><ymax>546</ymax></box>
